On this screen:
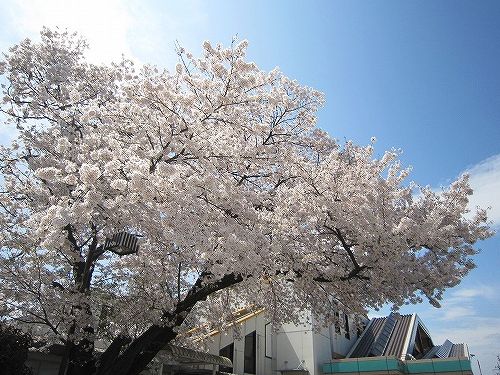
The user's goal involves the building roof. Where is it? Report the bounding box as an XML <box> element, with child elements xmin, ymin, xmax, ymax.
<box><xmin>422</xmin><ymin>340</ymin><xmax>469</xmax><ymax>359</ymax></box>
<box><xmin>189</xmin><ymin>307</ymin><xmax>266</xmax><ymax>342</ymax></box>
<box><xmin>346</xmin><ymin>313</ymin><xmax>468</xmax><ymax>361</ymax></box>
<box><xmin>155</xmin><ymin>344</ymin><xmax>233</xmax><ymax>367</ymax></box>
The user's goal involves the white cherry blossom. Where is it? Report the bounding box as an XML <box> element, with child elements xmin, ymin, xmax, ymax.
<box><xmin>0</xmin><ymin>29</ymin><xmax>492</xmax><ymax>375</ymax></box>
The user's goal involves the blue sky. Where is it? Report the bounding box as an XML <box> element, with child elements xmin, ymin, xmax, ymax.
<box><xmin>0</xmin><ymin>1</ymin><xmax>498</xmax><ymax>373</ymax></box>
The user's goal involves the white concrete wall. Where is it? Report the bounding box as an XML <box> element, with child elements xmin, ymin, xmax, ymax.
<box><xmin>207</xmin><ymin>313</ymin><xmax>275</xmax><ymax>375</ymax></box>
<box><xmin>207</xmin><ymin>310</ymin><xmax>364</xmax><ymax>375</ymax></box>
<box><xmin>276</xmin><ymin>320</ymin><xmax>315</xmax><ymax>374</ymax></box>
<box><xmin>328</xmin><ymin>313</ymin><xmax>363</xmax><ymax>359</ymax></box>
<box><xmin>311</xmin><ymin>325</ymin><xmax>332</xmax><ymax>375</ymax></box>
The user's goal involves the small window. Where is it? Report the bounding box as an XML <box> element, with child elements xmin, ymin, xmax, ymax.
<box><xmin>334</xmin><ymin>311</ymin><xmax>341</xmax><ymax>334</ymax></box>
<box><xmin>265</xmin><ymin>323</ymin><xmax>272</xmax><ymax>358</ymax></box>
<box><xmin>244</xmin><ymin>331</ymin><xmax>256</xmax><ymax>374</ymax></box>
<box><xmin>219</xmin><ymin>343</ymin><xmax>234</xmax><ymax>373</ymax></box>
<box><xmin>344</xmin><ymin>314</ymin><xmax>350</xmax><ymax>339</ymax></box>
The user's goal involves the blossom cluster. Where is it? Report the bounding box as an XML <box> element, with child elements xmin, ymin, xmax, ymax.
<box><xmin>0</xmin><ymin>29</ymin><xmax>491</xmax><ymax>349</ymax></box>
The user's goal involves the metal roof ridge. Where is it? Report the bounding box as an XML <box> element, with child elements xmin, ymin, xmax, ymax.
<box><xmin>159</xmin><ymin>344</ymin><xmax>233</xmax><ymax>366</ymax></box>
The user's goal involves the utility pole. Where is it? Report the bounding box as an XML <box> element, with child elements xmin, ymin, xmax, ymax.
<box><xmin>470</xmin><ymin>353</ymin><xmax>483</xmax><ymax>375</ymax></box>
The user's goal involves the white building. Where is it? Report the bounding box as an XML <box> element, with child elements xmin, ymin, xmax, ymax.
<box><xmin>201</xmin><ymin>308</ymin><xmax>365</xmax><ymax>375</ymax></box>
<box><xmin>25</xmin><ymin>310</ymin><xmax>472</xmax><ymax>375</ymax></box>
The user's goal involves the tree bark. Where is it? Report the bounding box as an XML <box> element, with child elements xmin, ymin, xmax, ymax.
<box><xmin>56</xmin><ymin>272</ymin><xmax>244</xmax><ymax>375</ymax></box>
<box><xmin>90</xmin><ymin>272</ymin><xmax>244</xmax><ymax>375</ymax></box>
<box><xmin>99</xmin><ymin>325</ymin><xmax>176</xmax><ymax>375</ymax></box>
<box><xmin>65</xmin><ymin>339</ymin><xmax>96</xmax><ymax>375</ymax></box>
<box><xmin>58</xmin><ymin>337</ymin><xmax>96</xmax><ymax>375</ymax></box>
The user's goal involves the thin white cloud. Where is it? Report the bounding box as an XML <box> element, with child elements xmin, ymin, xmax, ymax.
<box><xmin>433</xmin><ymin>284</ymin><xmax>498</xmax><ymax>321</ymax></box>
<box><xmin>439</xmin><ymin>305</ymin><xmax>475</xmax><ymax>321</ymax></box>
<box><xmin>431</xmin><ymin>316</ymin><xmax>500</xmax><ymax>346</ymax></box>
<box><xmin>466</xmin><ymin>154</ymin><xmax>500</xmax><ymax>228</ymax></box>
<box><xmin>0</xmin><ymin>127</ymin><xmax>16</xmax><ymax>145</ymax></box>
<box><xmin>450</xmin><ymin>285</ymin><xmax>496</xmax><ymax>300</ymax></box>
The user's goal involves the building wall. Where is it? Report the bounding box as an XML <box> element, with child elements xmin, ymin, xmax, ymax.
<box><xmin>206</xmin><ymin>310</ymin><xmax>362</xmax><ymax>375</ymax></box>
<box><xmin>327</xmin><ymin>313</ymin><xmax>361</xmax><ymax>359</ymax></box>
<box><xmin>276</xmin><ymin>320</ymin><xmax>315</xmax><ymax>374</ymax></box>
<box><xmin>322</xmin><ymin>357</ymin><xmax>473</xmax><ymax>375</ymax></box>
<box><xmin>207</xmin><ymin>312</ymin><xmax>275</xmax><ymax>375</ymax></box>
<box><xmin>312</xmin><ymin>325</ymin><xmax>333</xmax><ymax>375</ymax></box>
<box><xmin>26</xmin><ymin>352</ymin><xmax>62</xmax><ymax>375</ymax></box>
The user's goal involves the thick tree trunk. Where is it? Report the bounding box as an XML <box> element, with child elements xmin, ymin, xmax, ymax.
<box><xmin>98</xmin><ymin>325</ymin><xmax>177</xmax><ymax>375</ymax></box>
<box><xmin>58</xmin><ymin>338</ymin><xmax>96</xmax><ymax>375</ymax></box>
<box><xmin>61</xmin><ymin>272</ymin><xmax>244</xmax><ymax>375</ymax></box>
<box><xmin>59</xmin><ymin>325</ymin><xmax>174</xmax><ymax>375</ymax></box>
<box><xmin>66</xmin><ymin>341</ymin><xmax>96</xmax><ymax>375</ymax></box>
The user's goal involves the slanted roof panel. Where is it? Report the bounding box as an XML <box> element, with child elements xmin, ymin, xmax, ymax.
<box><xmin>435</xmin><ymin>340</ymin><xmax>453</xmax><ymax>358</ymax></box>
<box><xmin>370</xmin><ymin>313</ymin><xmax>398</xmax><ymax>356</ymax></box>
<box><xmin>348</xmin><ymin>317</ymin><xmax>386</xmax><ymax>358</ymax></box>
<box><xmin>450</xmin><ymin>343</ymin><xmax>467</xmax><ymax>358</ymax></box>
<box><xmin>384</xmin><ymin>314</ymin><xmax>413</xmax><ymax>358</ymax></box>
<box><xmin>348</xmin><ymin>313</ymin><xmax>417</xmax><ymax>359</ymax></box>
<box><xmin>422</xmin><ymin>346</ymin><xmax>440</xmax><ymax>359</ymax></box>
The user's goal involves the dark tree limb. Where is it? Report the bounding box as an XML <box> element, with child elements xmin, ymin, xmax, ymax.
<box><xmin>97</xmin><ymin>272</ymin><xmax>244</xmax><ymax>375</ymax></box>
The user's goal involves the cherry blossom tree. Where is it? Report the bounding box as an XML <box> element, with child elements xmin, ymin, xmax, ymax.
<box><xmin>0</xmin><ymin>29</ymin><xmax>492</xmax><ymax>375</ymax></box>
